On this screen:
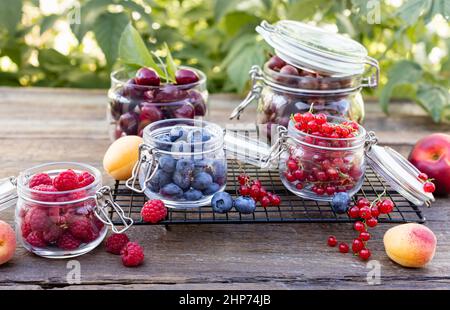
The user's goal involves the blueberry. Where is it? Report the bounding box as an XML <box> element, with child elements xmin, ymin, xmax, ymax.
<box><xmin>148</xmin><ymin>170</ymin><xmax>172</xmax><ymax>192</ymax></box>
<box><xmin>203</xmin><ymin>183</ymin><xmax>220</xmax><ymax>195</ymax></box>
<box><xmin>156</xmin><ymin>133</ymin><xmax>172</xmax><ymax>151</ymax></box>
<box><xmin>191</xmin><ymin>172</ymin><xmax>213</xmax><ymax>190</ymax></box>
<box><xmin>193</xmin><ymin>159</ymin><xmax>211</xmax><ymax>175</ymax></box>
<box><xmin>184</xmin><ymin>189</ymin><xmax>203</xmax><ymax>201</ymax></box>
<box><xmin>211</xmin><ymin>192</ymin><xmax>233</xmax><ymax>213</ymax></box>
<box><xmin>173</xmin><ymin>172</ymin><xmax>191</xmax><ymax>190</ymax></box>
<box><xmin>169</xmin><ymin>126</ymin><xmax>187</xmax><ymax>142</ymax></box>
<box><xmin>234</xmin><ymin>196</ymin><xmax>256</xmax><ymax>214</ymax></box>
<box><xmin>176</xmin><ymin>158</ymin><xmax>194</xmax><ymax>175</ymax></box>
<box><xmin>160</xmin><ymin>183</ymin><xmax>183</xmax><ymax>198</ymax></box>
<box><xmin>211</xmin><ymin>160</ymin><xmax>226</xmax><ymax>185</ymax></box>
<box><xmin>186</xmin><ymin>129</ymin><xmax>204</xmax><ymax>144</ymax></box>
<box><xmin>159</xmin><ymin>155</ymin><xmax>176</xmax><ymax>173</ymax></box>
<box><xmin>331</xmin><ymin>192</ymin><xmax>351</xmax><ymax>214</ymax></box>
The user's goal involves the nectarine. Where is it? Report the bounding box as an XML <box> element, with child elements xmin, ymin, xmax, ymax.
<box><xmin>383</xmin><ymin>223</ymin><xmax>436</xmax><ymax>268</ymax></box>
<box><xmin>0</xmin><ymin>220</ymin><xmax>16</xmax><ymax>266</ymax></box>
<box><xmin>103</xmin><ymin>135</ymin><xmax>143</xmax><ymax>180</ymax></box>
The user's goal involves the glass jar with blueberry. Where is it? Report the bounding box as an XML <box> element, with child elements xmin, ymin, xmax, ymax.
<box><xmin>126</xmin><ymin>119</ymin><xmax>227</xmax><ymax>208</ymax></box>
<box><xmin>230</xmin><ymin>20</ymin><xmax>379</xmax><ymax>142</ymax></box>
<box><xmin>108</xmin><ymin>66</ymin><xmax>208</xmax><ymax>140</ymax></box>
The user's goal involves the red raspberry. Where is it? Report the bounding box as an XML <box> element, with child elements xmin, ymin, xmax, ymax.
<box><xmin>31</xmin><ymin>184</ymin><xmax>58</xmax><ymax>202</ymax></box>
<box><xmin>92</xmin><ymin>216</ymin><xmax>105</xmax><ymax>231</ymax></box>
<box><xmin>29</xmin><ymin>173</ymin><xmax>53</xmax><ymax>189</ymax></box>
<box><xmin>21</xmin><ymin>222</ymin><xmax>32</xmax><ymax>238</ymax></box>
<box><xmin>43</xmin><ymin>225</ymin><xmax>63</xmax><ymax>244</ymax></box>
<box><xmin>26</xmin><ymin>231</ymin><xmax>46</xmax><ymax>247</ymax></box>
<box><xmin>141</xmin><ymin>200</ymin><xmax>167</xmax><ymax>224</ymax></box>
<box><xmin>105</xmin><ymin>233</ymin><xmax>130</xmax><ymax>255</ymax></box>
<box><xmin>78</xmin><ymin>172</ymin><xmax>95</xmax><ymax>188</ymax></box>
<box><xmin>53</xmin><ymin>169</ymin><xmax>80</xmax><ymax>191</ymax></box>
<box><xmin>121</xmin><ymin>242</ymin><xmax>144</xmax><ymax>267</ymax></box>
<box><xmin>26</xmin><ymin>207</ymin><xmax>50</xmax><ymax>232</ymax></box>
<box><xmin>57</xmin><ymin>231</ymin><xmax>81</xmax><ymax>250</ymax></box>
<box><xmin>68</xmin><ymin>217</ymin><xmax>98</xmax><ymax>242</ymax></box>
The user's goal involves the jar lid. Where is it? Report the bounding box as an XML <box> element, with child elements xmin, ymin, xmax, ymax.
<box><xmin>256</xmin><ymin>20</ymin><xmax>370</xmax><ymax>76</ymax></box>
<box><xmin>365</xmin><ymin>138</ymin><xmax>434</xmax><ymax>207</ymax></box>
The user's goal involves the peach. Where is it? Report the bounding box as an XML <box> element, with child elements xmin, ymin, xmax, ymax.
<box><xmin>383</xmin><ymin>223</ymin><xmax>436</xmax><ymax>268</ymax></box>
<box><xmin>103</xmin><ymin>135</ymin><xmax>143</xmax><ymax>180</ymax></box>
<box><xmin>0</xmin><ymin>220</ymin><xmax>16</xmax><ymax>265</ymax></box>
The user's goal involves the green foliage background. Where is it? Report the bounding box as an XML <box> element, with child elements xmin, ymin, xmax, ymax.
<box><xmin>0</xmin><ymin>0</ymin><xmax>449</xmax><ymax>122</ymax></box>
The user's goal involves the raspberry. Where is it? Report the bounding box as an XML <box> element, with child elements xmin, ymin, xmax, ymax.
<box><xmin>141</xmin><ymin>199</ymin><xmax>167</xmax><ymax>224</ymax></box>
<box><xmin>92</xmin><ymin>216</ymin><xmax>105</xmax><ymax>231</ymax></box>
<box><xmin>68</xmin><ymin>217</ymin><xmax>98</xmax><ymax>242</ymax></box>
<box><xmin>121</xmin><ymin>242</ymin><xmax>144</xmax><ymax>267</ymax></box>
<box><xmin>26</xmin><ymin>207</ymin><xmax>50</xmax><ymax>232</ymax></box>
<box><xmin>53</xmin><ymin>169</ymin><xmax>79</xmax><ymax>191</ymax></box>
<box><xmin>43</xmin><ymin>225</ymin><xmax>63</xmax><ymax>244</ymax></box>
<box><xmin>21</xmin><ymin>222</ymin><xmax>32</xmax><ymax>238</ymax></box>
<box><xmin>57</xmin><ymin>231</ymin><xmax>81</xmax><ymax>250</ymax></box>
<box><xmin>26</xmin><ymin>231</ymin><xmax>46</xmax><ymax>247</ymax></box>
<box><xmin>29</xmin><ymin>173</ymin><xmax>53</xmax><ymax>189</ymax></box>
<box><xmin>31</xmin><ymin>184</ymin><xmax>58</xmax><ymax>202</ymax></box>
<box><xmin>78</xmin><ymin>172</ymin><xmax>95</xmax><ymax>188</ymax></box>
<box><xmin>105</xmin><ymin>233</ymin><xmax>130</xmax><ymax>255</ymax></box>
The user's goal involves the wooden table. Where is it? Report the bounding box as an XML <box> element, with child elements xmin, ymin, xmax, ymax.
<box><xmin>0</xmin><ymin>87</ymin><xmax>449</xmax><ymax>290</ymax></box>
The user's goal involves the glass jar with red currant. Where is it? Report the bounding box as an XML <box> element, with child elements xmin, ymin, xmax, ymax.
<box><xmin>0</xmin><ymin>162</ymin><xmax>132</xmax><ymax>258</ymax></box>
<box><xmin>230</xmin><ymin>20</ymin><xmax>379</xmax><ymax>142</ymax></box>
<box><xmin>108</xmin><ymin>66</ymin><xmax>208</xmax><ymax>140</ymax></box>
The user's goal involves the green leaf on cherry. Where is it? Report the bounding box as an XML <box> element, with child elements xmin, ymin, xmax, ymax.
<box><xmin>164</xmin><ymin>42</ymin><xmax>177</xmax><ymax>83</ymax></box>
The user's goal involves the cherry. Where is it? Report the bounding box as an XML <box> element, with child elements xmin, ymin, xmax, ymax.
<box><xmin>270</xmin><ymin>194</ymin><xmax>281</xmax><ymax>206</ymax></box>
<box><xmin>348</xmin><ymin>206</ymin><xmax>360</xmax><ymax>219</ymax></box>
<box><xmin>175</xmin><ymin>69</ymin><xmax>199</xmax><ymax>85</ymax></box>
<box><xmin>239</xmin><ymin>185</ymin><xmax>250</xmax><ymax>196</ymax></box>
<box><xmin>338</xmin><ymin>242</ymin><xmax>349</xmax><ymax>253</ymax></box>
<box><xmin>379</xmin><ymin>199</ymin><xmax>394</xmax><ymax>214</ymax></box>
<box><xmin>366</xmin><ymin>217</ymin><xmax>378</xmax><ymax>227</ymax></box>
<box><xmin>359</xmin><ymin>231</ymin><xmax>371</xmax><ymax>241</ymax></box>
<box><xmin>354</xmin><ymin>221</ymin><xmax>366</xmax><ymax>232</ymax></box>
<box><xmin>119</xmin><ymin>112</ymin><xmax>138</xmax><ymax>135</ymax></box>
<box><xmin>188</xmin><ymin>90</ymin><xmax>206</xmax><ymax>116</ymax></box>
<box><xmin>267</xmin><ymin>55</ymin><xmax>286</xmax><ymax>71</ymax></box>
<box><xmin>139</xmin><ymin>103</ymin><xmax>163</xmax><ymax>123</ymax></box>
<box><xmin>279</xmin><ymin>65</ymin><xmax>299</xmax><ymax>76</ymax></box>
<box><xmin>358</xmin><ymin>206</ymin><xmax>372</xmax><ymax>219</ymax></box>
<box><xmin>154</xmin><ymin>85</ymin><xmax>188</xmax><ymax>102</ymax></box>
<box><xmin>423</xmin><ymin>182</ymin><xmax>435</xmax><ymax>193</ymax></box>
<box><xmin>418</xmin><ymin>173</ymin><xmax>428</xmax><ymax>181</ymax></box>
<box><xmin>352</xmin><ymin>238</ymin><xmax>364</xmax><ymax>253</ymax></box>
<box><xmin>260</xmin><ymin>196</ymin><xmax>271</xmax><ymax>208</ymax></box>
<box><xmin>173</xmin><ymin>103</ymin><xmax>195</xmax><ymax>119</ymax></box>
<box><xmin>327</xmin><ymin>236</ymin><xmax>337</xmax><ymax>247</ymax></box>
<box><xmin>358</xmin><ymin>248</ymin><xmax>371</xmax><ymax>260</ymax></box>
<box><xmin>135</xmin><ymin>67</ymin><xmax>160</xmax><ymax>86</ymax></box>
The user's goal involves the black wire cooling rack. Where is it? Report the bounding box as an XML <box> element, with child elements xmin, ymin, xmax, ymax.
<box><xmin>110</xmin><ymin>129</ymin><xmax>425</xmax><ymax>225</ymax></box>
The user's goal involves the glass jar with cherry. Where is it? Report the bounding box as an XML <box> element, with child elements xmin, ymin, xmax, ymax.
<box><xmin>108</xmin><ymin>66</ymin><xmax>208</xmax><ymax>140</ymax></box>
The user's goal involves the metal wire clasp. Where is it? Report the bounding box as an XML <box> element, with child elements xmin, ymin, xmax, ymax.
<box><xmin>364</xmin><ymin>131</ymin><xmax>378</xmax><ymax>151</ymax></box>
<box><xmin>125</xmin><ymin>144</ymin><xmax>157</xmax><ymax>193</ymax></box>
<box><xmin>260</xmin><ymin>126</ymin><xmax>288</xmax><ymax>169</ymax></box>
<box><xmin>94</xmin><ymin>186</ymin><xmax>133</xmax><ymax>234</ymax></box>
<box><xmin>229</xmin><ymin>66</ymin><xmax>264</xmax><ymax>120</ymax></box>
<box><xmin>361</xmin><ymin>56</ymin><xmax>379</xmax><ymax>88</ymax></box>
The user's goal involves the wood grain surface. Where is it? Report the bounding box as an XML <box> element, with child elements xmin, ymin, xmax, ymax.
<box><xmin>0</xmin><ymin>87</ymin><xmax>449</xmax><ymax>290</ymax></box>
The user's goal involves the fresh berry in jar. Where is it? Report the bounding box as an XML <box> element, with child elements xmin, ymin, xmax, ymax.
<box><xmin>53</xmin><ymin>169</ymin><xmax>80</xmax><ymax>191</ymax></box>
<box><xmin>279</xmin><ymin>65</ymin><xmax>299</xmax><ymax>76</ymax></box>
<box><xmin>78</xmin><ymin>172</ymin><xmax>95</xmax><ymax>188</ymax></box>
<box><xmin>57</xmin><ymin>231</ymin><xmax>81</xmax><ymax>250</ymax></box>
<box><xmin>29</xmin><ymin>173</ymin><xmax>53</xmax><ymax>189</ymax></box>
<box><xmin>267</xmin><ymin>55</ymin><xmax>286</xmax><ymax>71</ymax></box>
<box><xmin>327</xmin><ymin>236</ymin><xmax>337</xmax><ymax>247</ymax></box>
<box><xmin>135</xmin><ymin>67</ymin><xmax>160</xmax><ymax>86</ymax></box>
<box><xmin>175</xmin><ymin>69</ymin><xmax>199</xmax><ymax>85</ymax></box>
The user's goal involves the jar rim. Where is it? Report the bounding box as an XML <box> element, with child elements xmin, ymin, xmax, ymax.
<box><xmin>110</xmin><ymin>66</ymin><xmax>207</xmax><ymax>90</ymax></box>
<box><xmin>17</xmin><ymin>162</ymin><xmax>102</xmax><ymax>200</ymax></box>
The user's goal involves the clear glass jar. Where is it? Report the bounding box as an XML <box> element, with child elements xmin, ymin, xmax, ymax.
<box><xmin>279</xmin><ymin>117</ymin><xmax>366</xmax><ymax>201</ymax></box>
<box><xmin>0</xmin><ymin>162</ymin><xmax>132</xmax><ymax>259</ymax></box>
<box><xmin>126</xmin><ymin>119</ymin><xmax>226</xmax><ymax>209</ymax></box>
<box><xmin>108</xmin><ymin>66</ymin><xmax>208</xmax><ymax>140</ymax></box>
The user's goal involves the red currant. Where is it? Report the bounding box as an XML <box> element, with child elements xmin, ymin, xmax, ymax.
<box><xmin>327</xmin><ymin>236</ymin><xmax>337</xmax><ymax>247</ymax></box>
<box><xmin>316</xmin><ymin>171</ymin><xmax>327</xmax><ymax>182</ymax></box>
<box><xmin>315</xmin><ymin>187</ymin><xmax>325</xmax><ymax>195</ymax></box>
<box><xmin>358</xmin><ymin>248</ymin><xmax>371</xmax><ymax>260</ymax></box>
<box><xmin>285</xmin><ymin>171</ymin><xmax>296</xmax><ymax>183</ymax></box>
<box><xmin>366</xmin><ymin>217</ymin><xmax>378</xmax><ymax>228</ymax></box>
<box><xmin>295</xmin><ymin>183</ymin><xmax>303</xmax><ymax>190</ymax></box>
<box><xmin>423</xmin><ymin>182</ymin><xmax>435</xmax><ymax>193</ymax></box>
<box><xmin>250</xmin><ymin>185</ymin><xmax>260</xmax><ymax>201</ymax></box>
<box><xmin>321</xmin><ymin>123</ymin><xmax>333</xmax><ymax>135</ymax></box>
<box><xmin>307</xmin><ymin>120</ymin><xmax>319</xmax><ymax>132</ymax></box>
<box><xmin>370</xmin><ymin>205</ymin><xmax>380</xmax><ymax>218</ymax></box>
<box><xmin>326</xmin><ymin>168</ymin><xmax>339</xmax><ymax>180</ymax></box>
<box><xmin>287</xmin><ymin>159</ymin><xmax>298</xmax><ymax>171</ymax></box>
<box><xmin>259</xmin><ymin>187</ymin><xmax>268</xmax><ymax>199</ymax></box>
<box><xmin>357</xmin><ymin>197</ymin><xmax>370</xmax><ymax>209</ymax></box>
<box><xmin>358</xmin><ymin>206</ymin><xmax>372</xmax><ymax>219</ymax></box>
<box><xmin>352</xmin><ymin>238</ymin><xmax>364</xmax><ymax>253</ymax></box>
<box><xmin>359</xmin><ymin>231</ymin><xmax>371</xmax><ymax>241</ymax></box>
<box><xmin>338</xmin><ymin>242</ymin><xmax>349</xmax><ymax>253</ymax></box>
<box><xmin>294</xmin><ymin>169</ymin><xmax>306</xmax><ymax>181</ymax></box>
<box><xmin>354</xmin><ymin>221</ymin><xmax>366</xmax><ymax>232</ymax></box>
<box><xmin>293</xmin><ymin>113</ymin><xmax>303</xmax><ymax>123</ymax></box>
<box><xmin>418</xmin><ymin>172</ymin><xmax>428</xmax><ymax>181</ymax></box>
<box><xmin>239</xmin><ymin>185</ymin><xmax>250</xmax><ymax>196</ymax></box>
<box><xmin>237</xmin><ymin>174</ymin><xmax>249</xmax><ymax>185</ymax></box>
<box><xmin>325</xmin><ymin>186</ymin><xmax>336</xmax><ymax>195</ymax></box>
<box><xmin>251</xmin><ymin>179</ymin><xmax>262</xmax><ymax>188</ymax></box>
<box><xmin>270</xmin><ymin>194</ymin><xmax>281</xmax><ymax>206</ymax></box>
<box><xmin>260</xmin><ymin>196</ymin><xmax>271</xmax><ymax>208</ymax></box>
<box><xmin>302</xmin><ymin>112</ymin><xmax>314</xmax><ymax>123</ymax></box>
<box><xmin>348</xmin><ymin>206</ymin><xmax>360</xmax><ymax>219</ymax></box>
<box><xmin>379</xmin><ymin>199</ymin><xmax>394</xmax><ymax>214</ymax></box>
<box><xmin>315</xmin><ymin>113</ymin><xmax>327</xmax><ymax>125</ymax></box>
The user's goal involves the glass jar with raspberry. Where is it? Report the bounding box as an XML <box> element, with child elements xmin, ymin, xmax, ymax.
<box><xmin>0</xmin><ymin>162</ymin><xmax>132</xmax><ymax>258</ymax></box>
<box><xmin>230</xmin><ymin>20</ymin><xmax>379</xmax><ymax>142</ymax></box>
<box><xmin>126</xmin><ymin>118</ymin><xmax>227</xmax><ymax>209</ymax></box>
<box><xmin>108</xmin><ymin>66</ymin><xmax>208</xmax><ymax>141</ymax></box>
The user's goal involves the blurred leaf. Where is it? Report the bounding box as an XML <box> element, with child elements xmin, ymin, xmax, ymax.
<box><xmin>425</xmin><ymin>0</ymin><xmax>450</xmax><ymax>23</ymax></box>
<box><xmin>0</xmin><ymin>72</ymin><xmax>20</xmax><ymax>86</ymax></box>
<box><xmin>223</xmin><ymin>11</ymin><xmax>260</xmax><ymax>36</ymax></box>
<box><xmin>40</xmin><ymin>14</ymin><xmax>59</xmax><ymax>35</ymax></box>
<box><xmin>396</xmin><ymin>0</ymin><xmax>432</xmax><ymax>25</ymax></box>
<box><xmin>214</xmin><ymin>0</ymin><xmax>241</xmax><ymax>21</ymax></box>
<box><xmin>70</xmin><ymin>0</ymin><xmax>112</xmax><ymax>43</ymax></box>
<box><xmin>118</xmin><ymin>23</ymin><xmax>165</xmax><ymax>77</ymax></box>
<box><xmin>287</xmin><ymin>0</ymin><xmax>332</xmax><ymax>20</ymax></box>
<box><xmin>93</xmin><ymin>12</ymin><xmax>129</xmax><ymax>67</ymax></box>
<box><xmin>379</xmin><ymin>60</ymin><xmax>423</xmax><ymax>113</ymax></box>
<box><xmin>0</xmin><ymin>0</ymin><xmax>22</xmax><ymax>34</ymax></box>
<box><xmin>119</xmin><ymin>0</ymin><xmax>153</xmax><ymax>25</ymax></box>
<box><xmin>416</xmin><ymin>84</ymin><xmax>450</xmax><ymax>123</ymax></box>
<box><xmin>164</xmin><ymin>42</ymin><xmax>177</xmax><ymax>82</ymax></box>
<box><xmin>351</xmin><ymin>0</ymin><xmax>370</xmax><ymax>15</ymax></box>
<box><xmin>336</xmin><ymin>13</ymin><xmax>356</xmax><ymax>37</ymax></box>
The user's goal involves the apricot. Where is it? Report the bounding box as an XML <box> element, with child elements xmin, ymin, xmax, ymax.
<box><xmin>0</xmin><ymin>220</ymin><xmax>16</xmax><ymax>266</ymax></box>
<box><xmin>103</xmin><ymin>135</ymin><xmax>143</xmax><ymax>180</ymax></box>
<box><xmin>383</xmin><ymin>223</ymin><xmax>436</xmax><ymax>268</ymax></box>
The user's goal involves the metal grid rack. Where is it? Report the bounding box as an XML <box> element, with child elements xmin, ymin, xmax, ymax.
<box><xmin>110</xmin><ymin>129</ymin><xmax>425</xmax><ymax>225</ymax></box>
